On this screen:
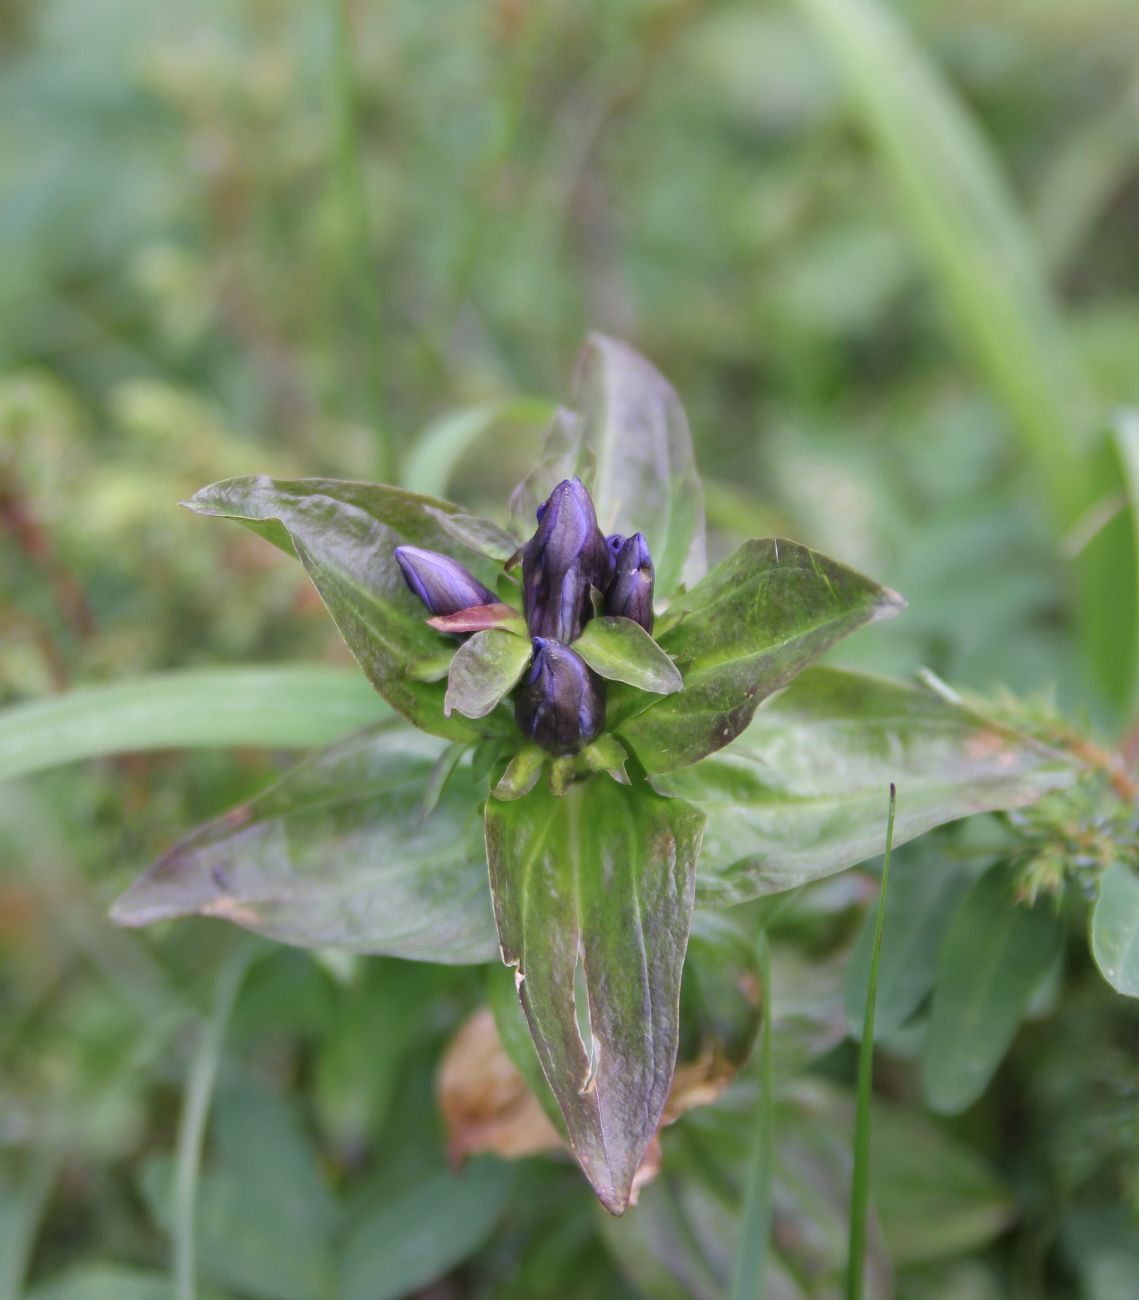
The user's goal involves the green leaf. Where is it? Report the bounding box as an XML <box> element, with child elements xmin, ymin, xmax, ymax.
<box><xmin>509</xmin><ymin>406</ymin><xmax>593</xmax><ymax>539</ymax></box>
<box><xmin>619</xmin><ymin>541</ymin><xmax>904</xmax><ymax>773</ymax></box>
<box><xmin>444</xmin><ymin>628</ymin><xmax>532</xmax><ymax>720</ymax></box>
<box><xmin>339</xmin><ymin>1158</ymin><xmax>512</xmax><ymax>1300</ymax></box>
<box><xmin>492</xmin><ymin>744</ymin><xmax>547</xmax><ymax>801</ymax></box>
<box><xmin>484</xmin><ymin>775</ymin><xmax>705</xmax><ymax>1213</ymax></box>
<box><xmin>573</xmin><ymin>617</ymin><xmax>683</xmax><ymax>696</ymax></box>
<box><xmin>580</xmin><ymin>734</ymin><xmax>631</xmax><ymax>783</ymax></box>
<box><xmin>572</xmin><ymin>333</ymin><xmax>706</xmax><ymax>598</ymax></box>
<box><xmin>843</xmin><ymin>847</ymin><xmax>971</xmax><ymax>1039</ymax></box>
<box><xmin>427</xmin><ymin>507</ymin><xmax>519</xmax><ymax>561</ymax></box>
<box><xmin>680</xmin><ymin>912</ymin><xmax>763</xmax><ymax>1078</ymax></box>
<box><xmin>486</xmin><ymin>964</ymin><xmax>565</xmax><ymax>1136</ymax></box>
<box><xmin>111</xmin><ymin>720</ymin><xmax>499</xmax><ymax>964</ymax></box>
<box><xmin>1091</xmin><ymin>861</ymin><xmax>1139</xmax><ymax>998</ymax></box>
<box><xmin>186</xmin><ymin>476</ymin><xmax>509</xmax><ymax>742</ymax></box>
<box><xmin>141</xmin><ymin>1083</ymin><xmax>338</xmax><ymax>1300</ymax></box>
<box><xmin>27</xmin><ymin>1266</ymin><xmax>225</xmax><ymax>1300</ymax></box>
<box><xmin>1075</xmin><ymin>414</ymin><xmax>1139</xmax><ymax>721</ymax></box>
<box><xmin>601</xmin><ymin>1083</ymin><xmax>891</xmax><ymax>1300</ymax></box>
<box><xmin>0</xmin><ymin>667</ymin><xmax>388</xmax><ymax>782</ymax></box>
<box><xmin>868</xmin><ymin>1104</ymin><xmax>1013</xmax><ymax>1264</ymax></box>
<box><xmin>921</xmin><ymin>864</ymin><xmax>1064</xmax><ymax>1114</ymax></box>
<box><xmin>654</xmin><ymin>667</ymin><xmax>1075</xmax><ymax>903</ymax></box>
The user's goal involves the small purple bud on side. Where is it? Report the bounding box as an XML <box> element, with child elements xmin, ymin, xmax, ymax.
<box><xmin>394</xmin><ymin>545</ymin><xmax>498</xmax><ymax>618</ymax></box>
<box><xmin>522</xmin><ymin>477</ymin><xmax>613</xmax><ymax>642</ymax></box>
<box><xmin>604</xmin><ymin>531</ymin><xmax>655</xmax><ymax>633</ymax></box>
<box><xmin>514</xmin><ymin>638</ymin><xmax>606</xmax><ymax>755</ymax></box>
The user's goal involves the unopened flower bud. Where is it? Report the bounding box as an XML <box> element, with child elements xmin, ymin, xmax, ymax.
<box><xmin>604</xmin><ymin>532</ymin><xmax>655</xmax><ymax>633</ymax></box>
<box><xmin>394</xmin><ymin>546</ymin><xmax>497</xmax><ymax>618</ymax></box>
<box><xmin>522</xmin><ymin>477</ymin><xmax>613</xmax><ymax>642</ymax></box>
<box><xmin>514</xmin><ymin>638</ymin><xmax>606</xmax><ymax>755</ymax></box>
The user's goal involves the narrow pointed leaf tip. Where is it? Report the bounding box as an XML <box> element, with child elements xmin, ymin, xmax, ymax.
<box><xmin>485</xmin><ymin>776</ymin><xmax>705</xmax><ymax>1212</ymax></box>
<box><xmin>111</xmin><ymin>722</ymin><xmax>499</xmax><ymax>964</ymax></box>
<box><xmin>574</xmin><ymin>333</ymin><xmax>706</xmax><ymax>598</ymax></box>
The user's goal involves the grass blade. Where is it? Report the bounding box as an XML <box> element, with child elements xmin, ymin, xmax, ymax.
<box><xmin>730</xmin><ymin>930</ymin><xmax>773</xmax><ymax>1300</ymax></box>
<box><xmin>0</xmin><ymin>667</ymin><xmax>388</xmax><ymax>782</ymax></box>
<box><xmin>174</xmin><ymin>939</ymin><xmax>256</xmax><ymax>1300</ymax></box>
<box><xmin>796</xmin><ymin>0</ymin><xmax>1091</xmax><ymax>522</ymax></box>
<box><xmin>846</xmin><ymin>783</ymin><xmax>897</xmax><ymax>1300</ymax></box>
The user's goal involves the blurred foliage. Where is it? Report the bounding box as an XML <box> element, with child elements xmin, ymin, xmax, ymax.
<box><xmin>2</xmin><ymin>0</ymin><xmax>1139</xmax><ymax>1297</ymax></box>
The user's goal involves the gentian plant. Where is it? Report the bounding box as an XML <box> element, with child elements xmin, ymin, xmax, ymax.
<box><xmin>113</xmin><ymin>336</ymin><xmax>1074</xmax><ymax>1213</ymax></box>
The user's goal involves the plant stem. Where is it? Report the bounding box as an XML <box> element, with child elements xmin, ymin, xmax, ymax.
<box><xmin>730</xmin><ymin>930</ymin><xmax>774</xmax><ymax>1300</ymax></box>
<box><xmin>328</xmin><ymin>0</ymin><xmax>390</xmax><ymax>479</ymax></box>
<box><xmin>846</xmin><ymin>783</ymin><xmax>897</xmax><ymax>1300</ymax></box>
<box><xmin>174</xmin><ymin>939</ymin><xmax>255</xmax><ymax>1300</ymax></box>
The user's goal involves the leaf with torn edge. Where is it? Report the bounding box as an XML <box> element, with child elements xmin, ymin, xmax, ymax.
<box><xmin>484</xmin><ymin>774</ymin><xmax>705</xmax><ymax>1213</ymax></box>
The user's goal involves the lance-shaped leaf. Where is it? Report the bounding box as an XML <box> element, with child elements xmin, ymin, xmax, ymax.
<box><xmin>573</xmin><ymin>616</ymin><xmax>683</xmax><ymax>696</ymax></box>
<box><xmin>1091</xmin><ymin>861</ymin><xmax>1139</xmax><ymax>998</ymax></box>
<box><xmin>922</xmin><ymin>863</ymin><xmax>1064</xmax><ymax>1114</ymax></box>
<box><xmin>655</xmin><ymin>667</ymin><xmax>1077</xmax><ymax>905</ymax></box>
<box><xmin>444</xmin><ymin>629</ymin><xmax>533</xmax><ymax>719</ymax></box>
<box><xmin>186</xmin><ymin>476</ymin><xmax>510</xmax><ymax>742</ymax></box>
<box><xmin>619</xmin><ymin>540</ymin><xmax>905</xmax><ymax>773</ymax></box>
<box><xmin>573</xmin><ymin>333</ymin><xmax>706</xmax><ymax>598</ymax></box>
<box><xmin>484</xmin><ymin>775</ymin><xmax>705</xmax><ymax>1213</ymax></box>
<box><xmin>111</xmin><ymin>721</ymin><xmax>499</xmax><ymax>964</ymax></box>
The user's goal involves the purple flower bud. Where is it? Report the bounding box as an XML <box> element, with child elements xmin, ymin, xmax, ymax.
<box><xmin>394</xmin><ymin>546</ymin><xmax>497</xmax><ymax>617</ymax></box>
<box><xmin>522</xmin><ymin>477</ymin><xmax>613</xmax><ymax>642</ymax></box>
<box><xmin>604</xmin><ymin>532</ymin><xmax>655</xmax><ymax>633</ymax></box>
<box><xmin>514</xmin><ymin>638</ymin><xmax>606</xmax><ymax>755</ymax></box>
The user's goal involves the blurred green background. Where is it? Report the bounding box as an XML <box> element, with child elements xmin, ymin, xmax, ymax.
<box><xmin>2</xmin><ymin>1</ymin><xmax>1138</xmax><ymax>1297</ymax></box>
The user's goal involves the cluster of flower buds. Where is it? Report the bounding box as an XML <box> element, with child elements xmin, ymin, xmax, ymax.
<box><xmin>395</xmin><ymin>477</ymin><xmax>655</xmax><ymax>755</ymax></box>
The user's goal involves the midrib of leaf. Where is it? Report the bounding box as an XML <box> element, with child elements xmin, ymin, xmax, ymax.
<box><xmin>670</xmin><ymin>590</ymin><xmax>887</xmax><ymax>683</ymax></box>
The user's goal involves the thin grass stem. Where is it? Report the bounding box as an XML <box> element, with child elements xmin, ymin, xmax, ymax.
<box><xmin>846</xmin><ymin>782</ymin><xmax>897</xmax><ymax>1300</ymax></box>
<box><xmin>174</xmin><ymin>939</ymin><xmax>256</xmax><ymax>1300</ymax></box>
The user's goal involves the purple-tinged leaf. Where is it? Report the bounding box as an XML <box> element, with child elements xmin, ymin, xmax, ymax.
<box><xmin>426</xmin><ymin>604</ymin><xmax>525</xmax><ymax>635</ymax></box>
<box><xmin>508</xmin><ymin>408</ymin><xmax>593</xmax><ymax>539</ymax></box>
<box><xmin>111</xmin><ymin>721</ymin><xmax>499</xmax><ymax>964</ymax></box>
<box><xmin>573</xmin><ymin>333</ymin><xmax>706</xmax><ymax>599</ymax></box>
<box><xmin>484</xmin><ymin>775</ymin><xmax>704</xmax><ymax>1213</ymax></box>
